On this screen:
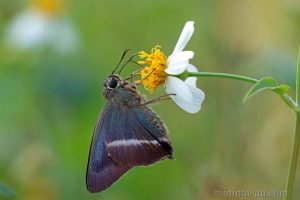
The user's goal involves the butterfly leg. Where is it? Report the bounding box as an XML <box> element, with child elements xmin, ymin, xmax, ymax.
<box><xmin>141</xmin><ymin>93</ymin><xmax>176</xmax><ymax>106</ymax></box>
<box><xmin>123</xmin><ymin>71</ymin><xmax>143</xmax><ymax>92</ymax></box>
<box><xmin>130</xmin><ymin>68</ymin><xmax>144</xmax><ymax>84</ymax></box>
<box><xmin>123</xmin><ymin>69</ymin><xmax>145</xmax><ymax>93</ymax></box>
<box><xmin>123</xmin><ymin>66</ymin><xmax>144</xmax><ymax>82</ymax></box>
<box><xmin>124</xmin><ymin>58</ymin><xmax>155</xmax><ymax>83</ymax></box>
<box><xmin>125</xmin><ymin>68</ymin><xmax>156</xmax><ymax>91</ymax></box>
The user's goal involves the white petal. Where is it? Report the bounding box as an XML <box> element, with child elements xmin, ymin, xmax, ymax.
<box><xmin>187</xmin><ymin>64</ymin><xmax>198</xmax><ymax>72</ymax></box>
<box><xmin>166</xmin><ymin>51</ymin><xmax>194</xmax><ymax>75</ymax></box>
<box><xmin>165</xmin><ymin>62</ymin><xmax>189</xmax><ymax>75</ymax></box>
<box><xmin>167</xmin><ymin>51</ymin><xmax>194</xmax><ymax>64</ymax></box>
<box><xmin>185</xmin><ymin>85</ymin><xmax>205</xmax><ymax>113</ymax></box>
<box><xmin>185</xmin><ymin>77</ymin><xmax>197</xmax><ymax>88</ymax></box>
<box><xmin>185</xmin><ymin>64</ymin><xmax>198</xmax><ymax>87</ymax></box>
<box><xmin>172</xmin><ymin>21</ymin><xmax>194</xmax><ymax>54</ymax></box>
<box><xmin>165</xmin><ymin>77</ymin><xmax>193</xmax><ymax>103</ymax></box>
<box><xmin>166</xmin><ymin>78</ymin><xmax>205</xmax><ymax>113</ymax></box>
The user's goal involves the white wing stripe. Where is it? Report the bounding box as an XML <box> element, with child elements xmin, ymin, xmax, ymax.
<box><xmin>107</xmin><ymin>139</ymin><xmax>159</xmax><ymax>147</ymax></box>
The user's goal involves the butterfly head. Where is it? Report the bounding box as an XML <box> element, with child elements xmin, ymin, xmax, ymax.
<box><xmin>104</xmin><ymin>74</ymin><xmax>122</xmax><ymax>90</ymax></box>
<box><xmin>103</xmin><ymin>73</ymin><xmax>137</xmax><ymax>101</ymax></box>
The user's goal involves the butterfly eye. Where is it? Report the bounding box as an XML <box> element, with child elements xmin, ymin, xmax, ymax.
<box><xmin>107</xmin><ymin>79</ymin><xmax>119</xmax><ymax>89</ymax></box>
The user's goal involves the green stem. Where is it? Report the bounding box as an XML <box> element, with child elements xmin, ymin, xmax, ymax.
<box><xmin>281</xmin><ymin>94</ymin><xmax>299</xmax><ymax>113</ymax></box>
<box><xmin>187</xmin><ymin>71</ymin><xmax>298</xmax><ymax>112</ymax></box>
<box><xmin>189</xmin><ymin>71</ymin><xmax>258</xmax><ymax>84</ymax></box>
<box><xmin>286</xmin><ymin>113</ymin><xmax>300</xmax><ymax>200</ymax></box>
<box><xmin>285</xmin><ymin>48</ymin><xmax>300</xmax><ymax>200</ymax></box>
<box><xmin>297</xmin><ymin>48</ymin><xmax>300</xmax><ymax>105</ymax></box>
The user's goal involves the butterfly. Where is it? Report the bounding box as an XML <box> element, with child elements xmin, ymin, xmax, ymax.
<box><xmin>86</xmin><ymin>51</ymin><xmax>174</xmax><ymax>193</ymax></box>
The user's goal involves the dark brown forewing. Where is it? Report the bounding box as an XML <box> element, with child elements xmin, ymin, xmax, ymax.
<box><xmin>86</xmin><ymin>102</ymin><xmax>131</xmax><ymax>193</ymax></box>
<box><xmin>105</xmin><ymin>103</ymin><xmax>173</xmax><ymax>167</ymax></box>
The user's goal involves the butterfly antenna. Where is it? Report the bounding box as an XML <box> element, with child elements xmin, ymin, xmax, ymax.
<box><xmin>118</xmin><ymin>53</ymin><xmax>139</xmax><ymax>75</ymax></box>
<box><xmin>111</xmin><ymin>49</ymin><xmax>132</xmax><ymax>75</ymax></box>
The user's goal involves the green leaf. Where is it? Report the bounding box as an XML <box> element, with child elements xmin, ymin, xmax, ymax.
<box><xmin>243</xmin><ymin>77</ymin><xmax>289</xmax><ymax>102</ymax></box>
<box><xmin>273</xmin><ymin>84</ymin><xmax>290</xmax><ymax>95</ymax></box>
<box><xmin>0</xmin><ymin>184</ymin><xmax>15</xmax><ymax>196</ymax></box>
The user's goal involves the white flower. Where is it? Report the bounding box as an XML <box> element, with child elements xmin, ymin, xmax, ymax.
<box><xmin>138</xmin><ymin>21</ymin><xmax>205</xmax><ymax>113</ymax></box>
<box><xmin>5</xmin><ymin>8</ymin><xmax>78</xmax><ymax>53</ymax></box>
<box><xmin>165</xmin><ymin>21</ymin><xmax>205</xmax><ymax>113</ymax></box>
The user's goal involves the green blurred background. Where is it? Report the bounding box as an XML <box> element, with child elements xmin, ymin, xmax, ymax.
<box><xmin>0</xmin><ymin>0</ymin><xmax>300</xmax><ymax>199</ymax></box>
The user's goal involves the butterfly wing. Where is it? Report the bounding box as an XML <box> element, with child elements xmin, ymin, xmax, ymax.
<box><xmin>105</xmin><ymin>104</ymin><xmax>173</xmax><ymax>166</ymax></box>
<box><xmin>86</xmin><ymin>98</ymin><xmax>173</xmax><ymax>193</ymax></box>
<box><xmin>86</xmin><ymin>102</ymin><xmax>131</xmax><ymax>193</ymax></box>
<box><xmin>132</xmin><ymin>106</ymin><xmax>174</xmax><ymax>156</ymax></box>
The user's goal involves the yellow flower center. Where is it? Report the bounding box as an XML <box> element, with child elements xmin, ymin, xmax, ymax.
<box><xmin>138</xmin><ymin>45</ymin><xmax>168</xmax><ymax>93</ymax></box>
<box><xmin>30</xmin><ymin>0</ymin><xmax>64</xmax><ymax>15</ymax></box>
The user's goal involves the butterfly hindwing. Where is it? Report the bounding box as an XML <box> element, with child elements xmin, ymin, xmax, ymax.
<box><xmin>104</xmin><ymin>103</ymin><xmax>173</xmax><ymax>166</ymax></box>
<box><xmin>132</xmin><ymin>106</ymin><xmax>174</xmax><ymax>156</ymax></box>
